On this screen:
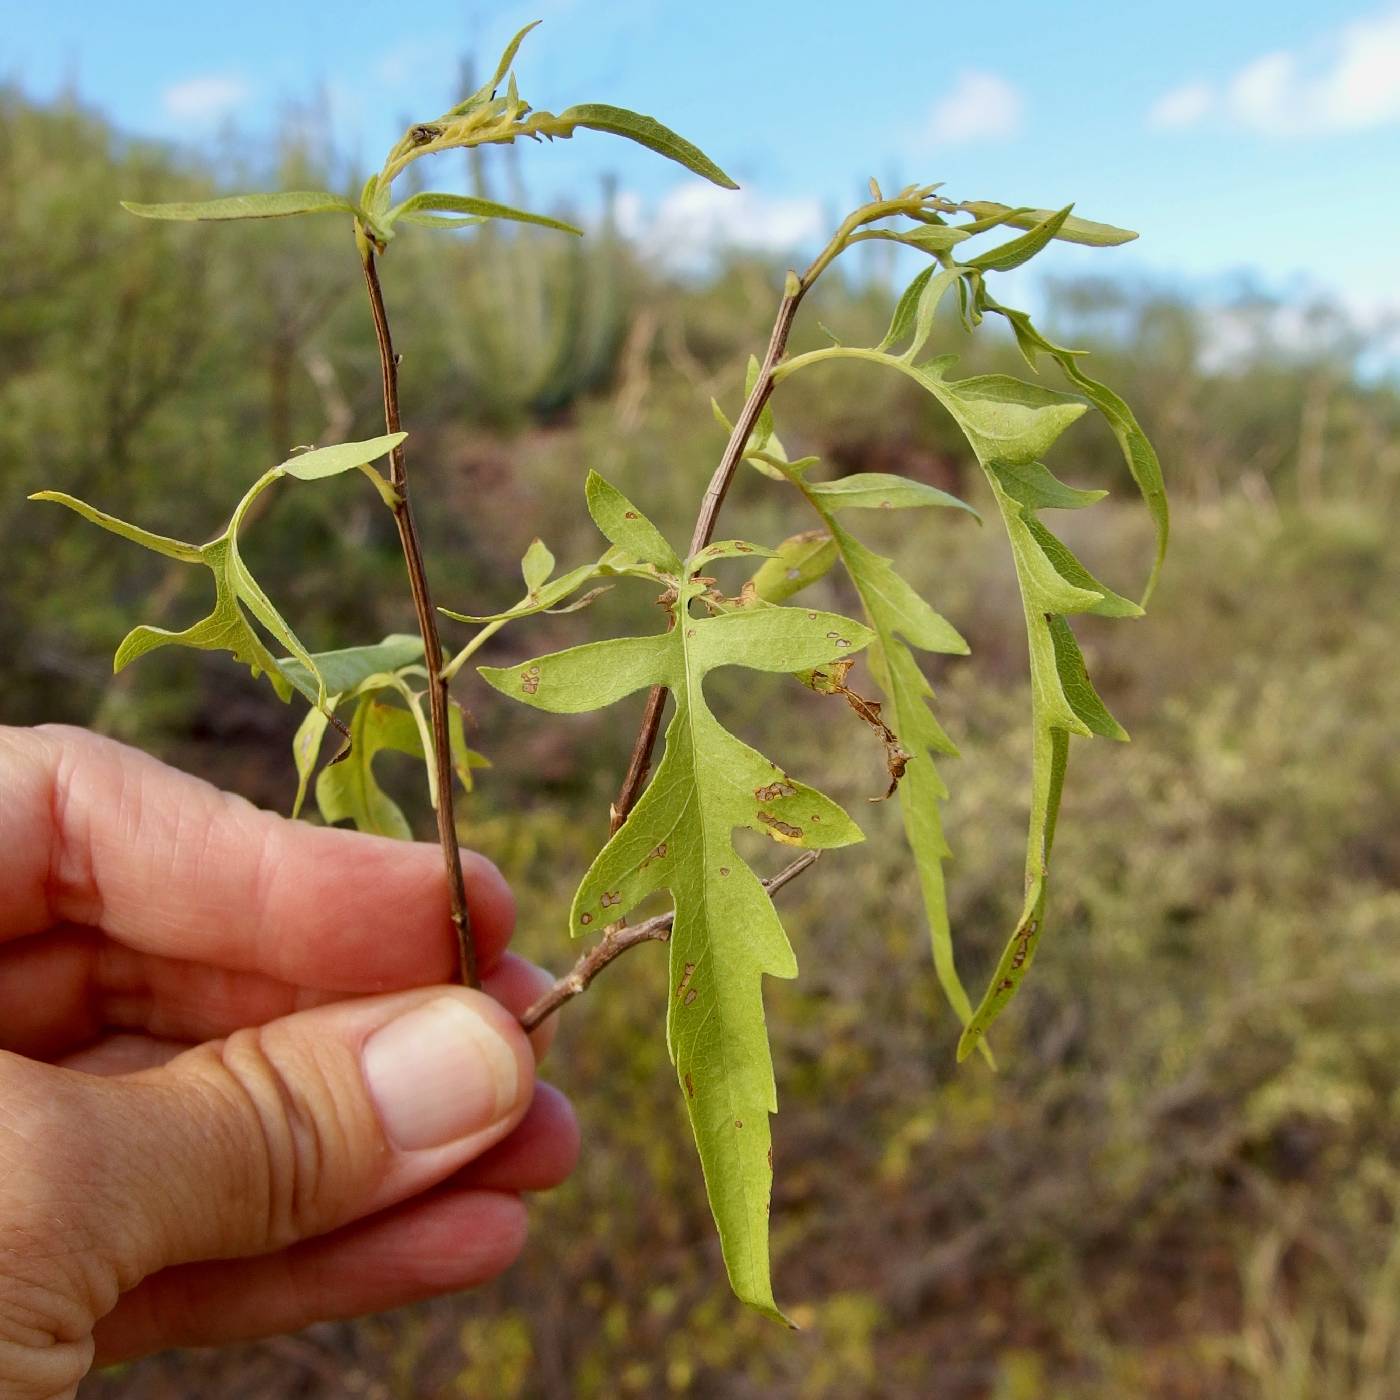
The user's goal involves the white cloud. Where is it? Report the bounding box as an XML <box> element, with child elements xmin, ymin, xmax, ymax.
<box><xmin>617</xmin><ymin>182</ymin><xmax>825</xmax><ymax>272</ymax></box>
<box><xmin>1148</xmin><ymin>5</ymin><xmax>1400</xmax><ymax>136</ymax></box>
<box><xmin>161</xmin><ymin>74</ymin><xmax>250</xmax><ymax>124</ymax></box>
<box><xmin>1147</xmin><ymin>81</ymin><xmax>1214</xmax><ymax>130</ymax></box>
<box><xmin>920</xmin><ymin>70</ymin><xmax>1023</xmax><ymax>147</ymax></box>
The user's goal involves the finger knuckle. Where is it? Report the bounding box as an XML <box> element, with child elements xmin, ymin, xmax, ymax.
<box><xmin>206</xmin><ymin>1028</ymin><xmax>360</xmax><ymax>1250</ymax></box>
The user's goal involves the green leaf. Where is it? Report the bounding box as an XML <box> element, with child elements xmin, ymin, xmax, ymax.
<box><xmin>689</xmin><ymin>539</ymin><xmax>779</xmax><ymax>568</ymax></box>
<box><xmin>481</xmin><ymin>506</ymin><xmax>872</xmax><ymax>1320</ymax></box>
<box><xmin>750</xmin><ymin>531</ymin><xmax>839</xmax><ymax>603</ymax></box>
<box><xmin>479</xmin><ymin>20</ymin><xmax>541</xmax><ymax>103</ymax></box>
<box><xmin>918</xmin><ymin>369</ymin><xmax>1089</xmax><ymax>467</ymax></box>
<box><xmin>316</xmin><ymin>696</ymin><xmax>421</xmax><ymax>840</ymax></box>
<box><xmin>34</xmin><ymin>475</ymin><xmax>323</xmax><ymax>706</ymax></box>
<box><xmin>978</xmin><ymin>292</ymin><xmax>1169</xmax><ymax>601</ymax></box>
<box><xmin>276</xmin><ymin>633</ymin><xmax>425</xmax><ymax>702</ymax></box>
<box><xmin>385</xmin><ymin>192</ymin><xmax>582</xmax><ymax>237</ymax></box>
<box><xmin>761</xmin><ymin>442</ymin><xmax>988</xmax><ymax>1060</ymax></box>
<box><xmin>584</xmin><ymin>472</ymin><xmax>683</xmax><ymax>573</ymax></box>
<box><xmin>806</xmin><ymin>472</ymin><xmax>978</xmax><ymax>518</ymax></box>
<box><xmin>121</xmin><ymin>191</ymin><xmax>358</xmax><ymax>223</ymax></box>
<box><xmin>554</xmin><ymin>103</ymin><xmax>738</xmax><ymax>190</ymax></box>
<box><xmin>951</xmin><ymin>405</ymin><xmax>1136</xmax><ymax>1060</ymax></box>
<box><xmin>521</xmin><ymin>538</ymin><xmax>556</xmax><ymax>591</ymax></box>
<box><xmin>963</xmin><ymin>204</ymin><xmax>1073</xmax><ymax>272</ymax></box>
<box><xmin>291</xmin><ymin>705</ymin><xmax>332</xmax><ymax>819</ymax></box>
<box><xmin>28</xmin><ymin>491</ymin><xmax>203</xmax><ymax>562</ymax></box>
<box><xmin>879</xmin><ymin>267</ymin><xmax>966</xmax><ymax>360</ymax></box>
<box><xmin>986</xmin><ymin>460</ymin><xmax>1107</xmax><ymax>512</ymax></box>
<box><xmin>278</xmin><ymin>433</ymin><xmax>405</xmax><ymax>481</ymax></box>
<box><xmin>958</xmin><ymin>201</ymin><xmax>1138</xmax><ymax>247</ymax></box>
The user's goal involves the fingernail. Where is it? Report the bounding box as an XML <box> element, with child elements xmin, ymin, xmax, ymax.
<box><xmin>364</xmin><ymin>996</ymin><xmax>521</xmax><ymax>1151</ymax></box>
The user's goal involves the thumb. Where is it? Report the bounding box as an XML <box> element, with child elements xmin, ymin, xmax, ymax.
<box><xmin>0</xmin><ymin>987</ymin><xmax>534</xmax><ymax>1372</ymax></box>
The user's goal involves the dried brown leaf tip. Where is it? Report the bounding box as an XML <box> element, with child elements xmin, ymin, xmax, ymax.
<box><xmin>805</xmin><ymin>661</ymin><xmax>911</xmax><ymax>801</ymax></box>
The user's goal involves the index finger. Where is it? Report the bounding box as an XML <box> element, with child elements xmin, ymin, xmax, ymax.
<box><xmin>0</xmin><ymin>725</ymin><xmax>514</xmax><ymax>989</ymax></box>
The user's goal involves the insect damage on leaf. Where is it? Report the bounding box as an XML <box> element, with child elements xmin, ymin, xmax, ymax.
<box><xmin>803</xmin><ymin>660</ymin><xmax>911</xmax><ymax>802</ymax></box>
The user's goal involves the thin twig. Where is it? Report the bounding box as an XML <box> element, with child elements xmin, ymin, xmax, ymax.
<box><xmin>604</xmin><ymin>194</ymin><xmax>916</xmax><ymax>829</ymax></box>
<box><xmin>608</xmin><ymin>276</ymin><xmax>810</xmax><ymax>828</ymax></box>
<box><xmin>360</xmin><ymin>245</ymin><xmax>478</xmax><ymax>989</ymax></box>
<box><xmin>520</xmin><ymin>852</ymin><xmax>818</xmax><ymax>1032</ymax></box>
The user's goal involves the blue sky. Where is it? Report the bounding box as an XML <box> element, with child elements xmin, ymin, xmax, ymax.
<box><xmin>6</xmin><ymin>0</ymin><xmax>1399</xmax><ymax>343</ymax></box>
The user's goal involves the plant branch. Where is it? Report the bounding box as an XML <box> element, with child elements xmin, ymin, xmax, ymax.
<box><xmin>360</xmin><ymin>243</ymin><xmax>478</xmax><ymax>988</ymax></box>
<box><xmin>519</xmin><ymin>852</ymin><xmax>818</xmax><ymax>1032</ymax></box>
<box><xmin>606</xmin><ymin>202</ymin><xmax>886</xmax><ymax>831</ymax></box>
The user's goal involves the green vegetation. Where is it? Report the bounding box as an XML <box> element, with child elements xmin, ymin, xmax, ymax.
<box><xmin>5</xmin><ymin>63</ymin><xmax>1399</xmax><ymax>1399</ymax></box>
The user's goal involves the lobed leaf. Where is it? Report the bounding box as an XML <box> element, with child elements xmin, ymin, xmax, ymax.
<box><xmin>978</xmin><ymin>292</ymin><xmax>1168</xmax><ymax>600</ymax></box>
<box><xmin>316</xmin><ymin>696</ymin><xmax>422</xmax><ymax>840</ymax></box>
<box><xmin>482</xmin><ymin>479</ymin><xmax>872</xmax><ymax>1318</ymax></box>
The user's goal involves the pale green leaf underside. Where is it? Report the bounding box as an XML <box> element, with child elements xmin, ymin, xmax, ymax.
<box><xmin>552</xmin><ymin>103</ymin><xmax>738</xmax><ymax>190</ymax></box>
<box><xmin>30</xmin><ymin>436</ymin><xmax>404</xmax><ymax>714</ymax></box>
<box><xmin>958</xmin><ymin>200</ymin><xmax>1138</xmax><ymax>247</ymax></box>
<box><xmin>122</xmin><ymin>190</ymin><xmax>358</xmax><ymax>223</ymax></box>
<box><xmin>32</xmin><ymin>487</ymin><xmax>317</xmax><ymax>705</ymax></box>
<box><xmin>772</xmin><ymin>269</ymin><xmax>1161</xmax><ymax>1060</ymax></box>
<box><xmin>278</xmin><ymin>433</ymin><xmax>405</xmax><ymax>480</ymax></box>
<box><xmin>276</xmin><ymin>634</ymin><xmax>424</xmax><ymax>702</ymax></box>
<box><xmin>316</xmin><ymin>696</ymin><xmax>422</xmax><ymax>840</ymax></box>
<box><xmin>806</xmin><ymin>471</ymin><xmax>978</xmax><ymax>519</ymax></box>
<box><xmin>385</xmin><ymin>192</ymin><xmax>582</xmax><ymax>237</ymax></box>
<box><xmin>749</xmin><ymin>531</ymin><xmax>839</xmax><ymax>603</ymax></box>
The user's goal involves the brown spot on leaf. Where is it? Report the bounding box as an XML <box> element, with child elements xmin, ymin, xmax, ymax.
<box><xmin>719</xmin><ymin>866</ymin><xmax>730</xmax><ymax>877</ymax></box>
<box><xmin>754</xmin><ymin>780</ymin><xmax>797</xmax><ymax>802</ymax></box>
<box><xmin>579</xmin><ymin>912</ymin><xmax>592</xmax><ymax>926</ymax></box>
<box><xmin>683</xmin><ymin>988</ymin><xmax>698</xmax><ymax>1006</ymax></box>
<box><xmin>734</xmin><ymin>1119</ymin><xmax>743</xmax><ymax>1129</ymax></box>
<box><xmin>600</xmin><ymin>890</ymin><xmax>622</xmax><ymax>908</ymax></box>
<box><xmin>624</xmin><ymin>510</ymin><xmax>639</xmax><ymax>519</ymax></box>
<box><xmin>757</xmin><ymin>812</ymin><xmax>803</xmax><ymax>841</ymax></box>
<box><xmin>768</xmin><ymin>1148</ymin><xmax>773</xmax><ymax>1169</ymax></box>
<box><xmin>676</xmin><ymin>961</ymin><xmax>696</xmax><ymax>999</ymax></box>
<box><xmin>520</xmin><ymin>665</ymin><xmax>541</xmax><ymax>695</ymax></box>
<box><xmin>685</xmin><ymin>1073</ymin><xmax>695</xmax><ymax>1098</ymax></box>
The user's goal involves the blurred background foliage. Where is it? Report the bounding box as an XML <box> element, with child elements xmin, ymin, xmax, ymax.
<box><xmin>4</xmin><ymin>87</ymin><xmax>1399</xmax><ymax>1398</ymax></box>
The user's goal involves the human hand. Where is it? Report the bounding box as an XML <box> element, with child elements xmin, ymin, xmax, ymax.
<box><xmin>0</xmin><ymin>725</ymin><xmax>577</xmax><ymax>1398</ymax></box>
